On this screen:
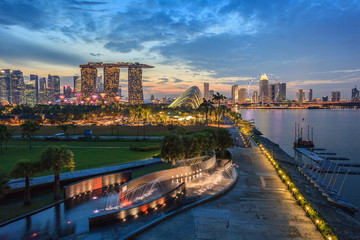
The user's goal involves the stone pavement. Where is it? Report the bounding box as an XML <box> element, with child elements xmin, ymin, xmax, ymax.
<box><xmin>136</xmin><ymin>139</ymin><xmax>323</xmax><ymax>239</ymax></box>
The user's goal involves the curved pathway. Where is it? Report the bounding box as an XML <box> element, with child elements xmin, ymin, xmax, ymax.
<box><xmin>136</xmin><ymin>130</ymin><xmax>322</xmax><ymax>239</ymax></box>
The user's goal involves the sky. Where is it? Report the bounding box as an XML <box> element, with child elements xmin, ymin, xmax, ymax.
<box><xmin>1</xmin><ymin>0</ymin><xmax>360</xmax><ymax>99</ymax></box>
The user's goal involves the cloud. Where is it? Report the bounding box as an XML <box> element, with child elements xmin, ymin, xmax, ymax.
<box><xmin>158</xmin><ymin>77</ymin><xmax>169</xmax><ymax>84</ymax></box>
<box><xmin>90</xmin><ymin>53</ymin><xmax>102</xmax><ymax>57</ymax></box>
<box><xmin>104</xmin><ymin>40</ymin><xmax>143</xmax><ymax>53</ymax></box>
<box><xmin>174</xmin><ymin>78</ymin><xmax>183</xmax><ymax>83</ymax></box>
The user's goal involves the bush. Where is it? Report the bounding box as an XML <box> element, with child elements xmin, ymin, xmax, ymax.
<box><xmin>130</xmin><ymin>144</ymin><xmax>161</xmax><ymax>152</ymax></box>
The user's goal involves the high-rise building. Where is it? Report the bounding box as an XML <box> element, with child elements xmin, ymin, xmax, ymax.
<box><xmin>259</xmin><ymin>74</ymin><xmax>270</xmax><ymax>103</ymax></box>
<box><xmin>0</xmin><ymin>69</ymin><xmax>11</xmax><ymax>102</ymax></box>
<box><xmin>11</xmin><ymin>70</ymin><xmax>25</xmax><ymax>105</ymax></box>
<box><xmin>48</xmin><ymin>74</ymin><xmax>60</xmax><ymax>102</ymax></box>
<box><xmin>322</xmin><ymin>96</ymin><xmax>328</xmax><ymax>102</ymax></box>
<box><xmin>128</xmin><ymin>67</ymin><xmax>144</xmax><ymax>104</ymax></box>
<box><xmin>104</xmin><ymin>67</ymin><xmax>119</xmax><ymax>100</ymax></box>
<box><xmin>238</xmin><ymin>88</ymin><xmax>247</xmax><ymax>104</ymax></box>
<box><xmin>331</xmin><ymin>91</ymin><xmax>340</xmax><ymax>102</ymax></box>
<box><xmin>25</xmin><ymin>81</ymin><xmax>36</xmax><ymax>106</ymax></box>
<box><xmin>308</xmin><ymin>89</ymin><xmax>313</xmax><ymax>102</ymax></box>
<box><xmin>30</xmin><ymin>74</ymin><xmax>39</xmax><ymax>104</ymax></box>
<box><xmin>81</xmin><ymin>67</ymin><xmax>97</xmax><ymax>99</ymax></box>
<box><xmin>296</xmin><ymin>89</ymin><xmax>305</xmax><ymax>102</ymax></box>
<box><xmin>269</xmin><ymin>84</ymin><xmax>276</xmax><ymax>102</ymax></box>
<box><xmin>204</xmin><ymin>83</ymin><xmax>209</xmax><ymax>100</ymax></box>
<box><xmin>231</xmin><ymin>85</ymin><xmax>238</xmax><ymax>103</ymax></box>
<box><xmin>351</xmin><ymin>86</ymin><xmax>359</xmax><ymax>101</ymax></box>
<box><xmin>252</xmin><ymin>91</ymin><xmax>259</xmax><ymax>103</ymax></box>
<box><xmin>271</xmin><ymin>82</ymin><xmax>286</xmax><ymax>102</ymax></box>
<box><xmin>39</xmin><ymin>77</ymin><xmax>47</xmax><ymax>103</ymax></box>
<box><xmin>73</xmin><ymin>76</ymin><xmax>80</xmax><ymax>92</ymax></box>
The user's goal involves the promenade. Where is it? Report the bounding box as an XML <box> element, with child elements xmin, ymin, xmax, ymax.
<box><xmin>136</xmin><ymin>131</ymin><xmax>322</xmax><ymax>239</ymax></box>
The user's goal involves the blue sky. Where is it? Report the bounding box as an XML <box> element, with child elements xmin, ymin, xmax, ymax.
<box><xmin>0</xmin><ymin>0</ymin><xmax>360</xmax><ymax>99</ymax></box>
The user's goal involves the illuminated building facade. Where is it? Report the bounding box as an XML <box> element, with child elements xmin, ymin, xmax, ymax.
<box><xmin>259</xmin><ymin>74</ymin><xmax>270</xmax><ymax>103</ymax></box>
<box><xmin>11</xmin><ymin>70</ymin><xmax>25</xmax><ymax>104</ymax></box>
<box><xmin>25</xmin><ymin>81</ymin><xmax>36</xmax><ymax>106</ymax></box>
<box><xmin>0</xmin><ymin>69</ymin><xmax>11</xmax><ymax>102</ymax></box>
<box><xmin>48</xmin><ymin>74</ymin><xmax>60</xmax><ymax>102</ymax></box>
<box><xmin>81</xmin><ymin>67</ymin><xmax>97</xmax><ymax>98</ymax></box>
<box><xmin>351</xmin><ymin>86</ymin><xmax>359</xmax><ymax>101</ymax></box>
<box><xmin>63</xmin><ymin>86</ymin><xmax>72</xmax><ymax>98</ymax></box>
<box><xmin>80</xmin><ymin>62</ymin><xmax>153</xmax><ymax>104</ymax></box>
<box><xmin>169</xmin><ymin>86</ymin><xmax>202</xmax><ymax>109</ymax></box>
<box><xmin>308</xmin><ymin>89</ymin><xmax>313</xmax><ymax>102</ymax></box>
<box><xmin>238</xmin><ymin>88</ymin><xmax>247</xmax><ymax>104</ymax></box>
<box><xmin>104</xmin><ymin>66</ymin><xmax>120</xmax><ymax>100</ymax></box>
<box><xmin>252</xmin><ymin>91</ymin><xmax>259</xmax><ymax>103</ymax></box>
<box><xmin>231</xmin><ymin>85</ymin><xmax>238</xmax><ymax>103</ymax></box>
<box><xmin>30</xmin><ymin>74</ymin><xmax>39</xmax><ymax>104</ymax></box>
<box><xmin>39</xmin><ymin>77</ymin><xmax>47</xmax><ymax>103</ymax></box>
<box><xmin>73</xmin><ymin>76</ymin><xmax>80</xmax><ymax>92</ymax></box>
<box><xmin>296</xmin><ymin>89</ymin><xmax>305</xmax><ymax>102</ymax></box>
<box><xmin>204</xmin><ymin>82</ymin><xmax>210</xmax><ymax>100</ymax></box>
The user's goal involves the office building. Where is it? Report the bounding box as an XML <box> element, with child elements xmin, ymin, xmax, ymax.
<box><xmin>11</xmin><ymin>70</ymin><xmax>25</xmax><ymax>105</ymax></box>
<box><xmin>276</xmin><ymin>82</ymin><xmax>286</xmax><ymax>101</ymax></box>
<box><xmin>128</xmin><ymin>67</ymin><xmax>144</xmax><ymax>104</ymax></box>
<box><xmin>25</xmin><ymin>81</ymin><xmax>36</xmax><ymax>106</ymax></box>
<box><xmin>39</xmin><ymin>77</ymin><xmax>47</xmax><ymax>103</ymax></box>
<box><xmin>296</xmin><ymin>89</ymin><xmax>305</xmax><ymax>102</ymax></box>
<box><xmin>331</xmin><ymin>91</ymin><xmax>340</xmax><ymax>102</ymax></box>
<box><xmin>259</xmin><ymin>74</ymin><xmax>270</xmax><ymax>103</ymax></box>
<box><xmin>231</xmin><ymin>85</ymin><xmax>238</xmax><ymax>103</ymax></box>
<box><xmin>308</xmin><ymin>89</ymin><xmax>313</xmax><ymax>102</ymax></box>
<box><xmin>104</xmin><ymin>67</ymin><xmax>119</xmax><ymax>100</ymax></box>
<box><xmin>238</xmin><ymin>88</ymin><xmax>247</xmax><ymax>104</ymax></box>
<box><xmin>48</xmin><ymin>74</ymin><xmax>60</xmax><ymax>102</ymax></box>
<box><xmin>0</xmin><ymin>69</ymin><xmax>11</xmax><ymax>102</ymax></box>
<box><xmin>73</xmin><ymin>76</ymin><xmax>80</xmax><ymax>92</ymax></box>
<box><xmin>351</xmin><ymin>86</ymin><xmax>359</xmax><ymax>101</ymax></box>
<box><xmin>30</xmin><ymin>74</ymin><xmax>39</xmax><ymax>104</ymax></box>
<box><xmin>269</xmin><ymin>84</ymin><xmax>275</xmax><ymax>102</ymax></box>
<box><xmin>322</xmin><ymin>96</ymin><xmax>328</xmax><ymax>102</ymax></box>
<box><xmin>252</xmin><ymin>91</ymin><xmax>259</xmax><ymax>103</ymax></box>
<box><xmin>204</xmin><ymin>83</ymin><xmax>210</xmax><ymax>100</ymax></box>
<box><xmin>63</xmin><ymin>86</ymin><xmax>72</xmax><ymax>98</ymax></box>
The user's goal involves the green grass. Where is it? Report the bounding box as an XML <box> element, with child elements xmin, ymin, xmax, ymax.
<box><xmin>0</xmin><ymin>140</ymin><xmax>161</xmax><ymax>177</ymax></box>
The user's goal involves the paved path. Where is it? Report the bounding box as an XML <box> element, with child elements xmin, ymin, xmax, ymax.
<box><xmin>9</xmin><ymin>158</ymin><xmax>162</xmax><ymax>190</ymax></box>
<box><xmin>136</xmin><ymin>135</ymin><xmax>322</xmax><ymax>239</ymax></box>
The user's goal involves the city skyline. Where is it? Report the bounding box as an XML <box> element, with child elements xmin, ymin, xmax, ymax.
<box><xmin>1</xmin><ymin>1</ymin><xmax>360</xmax><ymax>99</ymax></box>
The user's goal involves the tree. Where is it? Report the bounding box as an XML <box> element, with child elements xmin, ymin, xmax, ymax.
<box><xmin>182</xmin><ymin>135</ymin><xmax>200</xmax><ymax>159</ymax></box>
<box><xmin>41</xmin><ymin>145</ymin><xmax>75</xmax><ymax>200</ymax></box>
<box><xmin>0</xmin><ymin>169</ymin><xmax>9</xmax><ymax>199</ymax></box>
<box><xmin>11</xmin><ymin>160</ymin><xmax>40</xmax><ymax>205</ymax></box>
<box><xmin>217</xmin><ymin>128</ymin><xmax>234</xmax><ymax>158</ymax></box>
<box><xmin>57</xmin><ymin>123</ymin><xmax>70</xmax><ymax>137</ymax></box>
<box><xmin>199</xmin><ymin>98</ymin><xmax>214</xmax><ymax>126</ymax></box>
<box><xmin>161</xmin><ymin>134</ymin><xmax>184</xmax><ymax>165</ymax></box>
<box><xmin>20</xmin><ymin>120</ymin><xmax>41</xmax><ymax>148</ymax></box>
<box><xmin>4</xmin><ymin>128</ymin><xmax>14</xmax><ymax>150</ymax></box>
<box><xmin>212</xmin><ymin>92</ymin><xmax>227</xmax><ymax>128</ymax></box>
<box><xmin>70</xmin><ymin>123</ymin><xmax>78</xmax><ymax>135</ymax></box>
<box><xmin>0</xmin><ymin>124</ymin><xmax>6</xmax><ymax>154</ymax></box>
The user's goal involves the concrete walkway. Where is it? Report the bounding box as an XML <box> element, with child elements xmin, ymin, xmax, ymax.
<box><xmin>136</xmin><ymin>139</ymin><xmax>322</xmax><ymax>239</ymax></box>
<box><xmin>9</xmin><ymin>158</ymin><xmax>162</xmax><ymax>190</ymax></box>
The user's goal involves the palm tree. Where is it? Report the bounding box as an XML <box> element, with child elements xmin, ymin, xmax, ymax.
<box><xmin>11</xmin><ymin>160</ymin><xmax>40</xmax><ymax>205</ymax></box>
<box><xmin>0</xmin><ymin>170</ymin><xmax>9</xmax><ymax>199</ymax></box>
<box><xmin>212</xmin><ymin>92</ymin><xmax>227</xmax><ymax>128</ymax></box>
<box><xmin>199</xmin><ymin>98</ymin><xmax>213</xmax><ymax>126</ymax></box>
<box><xmin>20</xmin><ymin>120</ymin><xmax>41</xmax><ymax>148</ymax></box>
<box><xmin>57</xmin><ymin>123</ymin><xmax>70</xmax><ymax>137</ymax></box>
<box><xmin>41</xmin><ymin>145</ymin><xmax>75</xmax><ymax>200</ymax></box>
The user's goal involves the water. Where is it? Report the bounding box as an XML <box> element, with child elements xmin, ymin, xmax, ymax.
<box><xmin>239</xmin><ymin>109</ymin><xmax>360</xmax><ymax>208</ymax></box>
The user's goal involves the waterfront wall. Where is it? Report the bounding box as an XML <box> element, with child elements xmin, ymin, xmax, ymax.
<box><xmin>64</xmin><ymin>171</ymin><xmax>131</xmax><ymax>199</ymax></box>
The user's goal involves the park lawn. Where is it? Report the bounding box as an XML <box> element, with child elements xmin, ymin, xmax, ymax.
<box><xmin>0</xmin><ymin>141</ymin><xmax>161</xmax><ymax>177</ymax></box>
<box><xmin>7</xmin><ymin>125</ymin><xmax>210</xmax><ymax>136</ymax></box>
<box><xmin>5</xmin><ymin>140</ymin><xmax>162</xmax><ymax>147</ymax></box>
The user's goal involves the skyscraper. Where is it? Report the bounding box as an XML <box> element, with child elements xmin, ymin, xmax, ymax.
<box><xmin>25</xmin><ymin>81</ymin><xmax>36</xmax><ymax>106</ymax></box>
<box><xmin>11</xmin><ymin>70</ymin><xmax>25</xmax><ymax>104</ymax></box>
<box><xmin>252</xmin><ymin>91</ymin><xmax>259</xmax><ymax>103</ymax></box>
<box><xmin>351</xmin><ymin>86</ymin><xmax>359</xmax><ymax>101</ymax></box>
<box><xmin>308</xmin><ymin>89</ymin><xmax>313</xmax><ymax>102</ymax></box>
<box><xmin>73</xmin><ymin>76</ymin><xmax>80</xmax><ymax>92</ymax></box>
<box><xmin>30</xmin><ymin>74</ymin><xmax>39</xmax><ymax>104</ymax></box>
<box><xmin>259</xmin><ymin>74</ymin><xmax>270</xmax><ymax>103</ymax></box>
<box><xmin>104</xmin><ymin>67</ymin><xmax>119</xmax><ymax>100</ymax></box>
<box><xmin>331</xmin><ymin>91</ymin><xmax>340</xmax><ymax>102</ymax></box>
<box><xmin>296</xmin><ymin>89</ymin><xmax>305</xmax><ymax>102</ymax></box>
<box><xmin>128</xmin><ymin>67</ymin><xmax>144</xmax><ymax>104</ymax></box>
<box><xmin>204</xmin><ymin>83</ymin><xmax>209</xmax><ymax>100</ymax></box>
<box><xmin>81</xmin><ymin>67</ymin><xmax>97</xmax><ymax>98</ymax></box>
<box><xmin>39</xmin><ymin>77</ymin><xmax>47</xmax><ymax>103</ymax></box>
<box><xmin>48</xmin><ymin>74</ymin><xmax>60</xmax><ymax>102</ymax></box>
<box><xmin>231</xmin><ymin>85</ymin><xmax>238</xmax><ymax>103</ymax></box>
<box><xmin>238</xmin><ymin>88</ymin><xmax>247</xmax><ymax>104</ymax></box>
<box><xmin>0</xmin><ymin>69</ymin><xmax>11</xmax><ymax>102</ymax></box>
<box><xmin>269</xmin><ymin>84</ymin><xmax>276</xmax><ymax>102</ymax></box>
<box><xmin>278</xmin><ymin>83</ymin><xmax>286</xmax><ymax>101</ymax></box>
<box><xmin>271</xmin><ymin>82</ymin><xmax>286</xmax><ymax>102</ymax></box>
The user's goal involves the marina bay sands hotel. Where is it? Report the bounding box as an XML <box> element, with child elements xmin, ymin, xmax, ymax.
<box><xmin>79</xmin><ymin>62</ymin><xmax>154</xmax><ymax>104</ymax></box>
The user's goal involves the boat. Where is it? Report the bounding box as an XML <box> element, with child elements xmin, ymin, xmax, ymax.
<box><xmin>294</xmin><ymin>122</ymin><xmax>314</xmax><ymax>148</ymax></box>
